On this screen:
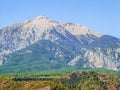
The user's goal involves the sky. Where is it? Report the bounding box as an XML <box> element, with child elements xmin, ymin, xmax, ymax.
<box><xmin>0</xmin><ymin>0</ymin><xmax>120</xmax><ymax>38</ymax></box>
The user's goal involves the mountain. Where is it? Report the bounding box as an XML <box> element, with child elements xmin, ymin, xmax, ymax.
<box><xmin>0</xmin><ymin>16</ymin><xmax>120</xmax><ymax>73</ymax></box>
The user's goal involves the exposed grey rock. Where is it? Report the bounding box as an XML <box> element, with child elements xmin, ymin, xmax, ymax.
<box><xmin>68</xmin><ymin>48</ymin><xmax>120</xmax><ymax>70</ymax></box>
<box><xmin>0</xmin><ymin>16</ymin><xmax>100</xmax><ymax>64</ymax></box>
<box><xmin>0</xmin><ymin>16</ymin><xmax>120</xmax><ymax>71</ymax></box>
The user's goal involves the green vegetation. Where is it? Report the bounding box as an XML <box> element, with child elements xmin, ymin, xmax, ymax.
<box><xmin>0</xmin><ymin>68</ymin><xmax>120</xmax><ymax>90</ymax></box>
<box><xmin>58</xmin><ymin>71</ymin><xmax>120</xmax><ymax>90</ymax></box>
<box><xmin>1</xmin><ymin>40</ymin><xmax>77</xmax><ymax>74</ymax></box>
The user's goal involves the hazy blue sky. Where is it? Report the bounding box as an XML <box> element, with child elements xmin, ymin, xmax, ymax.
<box><xmin>1</xmin><ymin>0</ymin><xmax>120</xmax><ymax>38</ymax></box>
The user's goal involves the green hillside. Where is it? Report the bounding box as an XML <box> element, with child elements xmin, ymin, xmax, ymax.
<box><xmin>1</xmin><ymin>40</ymin><xmax>77</xmax><ymax>74</ymax></box>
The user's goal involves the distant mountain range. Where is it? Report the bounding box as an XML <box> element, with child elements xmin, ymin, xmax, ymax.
<box><xmin>0</xmin><ymin>16</ymin><xmax>120</xmax><ymax>73</ymax></box>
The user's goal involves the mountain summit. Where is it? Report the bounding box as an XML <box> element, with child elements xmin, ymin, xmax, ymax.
<box><xmin>0</xmin><ymin>16</ymin><xmax>120</xmax><ymax>73</ymax></box>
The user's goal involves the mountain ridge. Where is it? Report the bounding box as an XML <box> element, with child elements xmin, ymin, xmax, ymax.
<box><xmin>0</xmin><ymin>16</ymin><xmax>120</xmax><ymax>73</ymax></box>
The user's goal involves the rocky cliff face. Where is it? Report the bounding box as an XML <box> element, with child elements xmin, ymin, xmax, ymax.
<box><xmin>68</xmin><ymin>47</ymin><xmax>120</xmax><ymax>70</ymax></box>
<box><xmin>0</xmin><ymin>16</ymin><xmax>120</xmax><ymax>71</ymax></box>
<box><xmin>84</xmin><ymin>48</ymin><xmax>120</xmax><ymax>70</ymax></box>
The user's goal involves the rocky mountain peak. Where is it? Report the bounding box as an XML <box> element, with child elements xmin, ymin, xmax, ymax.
<box><xmin>61</xmin><ymin>22</ymin><xmax>101</xmax><ymax>37</ymax></box>
<box><xmin>0</xmin><ymin>16</ymin><xmax>103</xmax><ymax>53</ymax></box>
<box><xmin>34</xmin><ymin>16</ymin><xmax>48</xmax><ymax>20</ymax></box>
<box><xmin>0</xmin><ymin>16</ymin><xmax>120</xmax><ymax>71</ymax></box>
